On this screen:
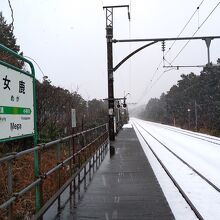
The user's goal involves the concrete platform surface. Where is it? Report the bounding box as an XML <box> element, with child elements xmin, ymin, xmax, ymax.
<box><xmin>61</xmin><ymin>127</ymin><xmax>174</xmax><ymax>220</ymax></box>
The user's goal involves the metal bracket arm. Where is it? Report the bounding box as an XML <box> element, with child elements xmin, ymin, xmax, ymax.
<box><xmin>113</xmin><ymin>41</ymin><xmax>158</xmax><ymax>72</ymax></box>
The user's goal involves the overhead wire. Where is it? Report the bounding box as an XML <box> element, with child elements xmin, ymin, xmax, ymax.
<box><xmin>166</xmin><ymin>0</ymin><xmax>205</xmax><ymax>58</ymax></box>
<box><xmin>150</xmin><ymin>68</ymin><xmax>176</xmax><ymax>89</ymax></box>
<box><xmin>136</xmin><ymin>1</ymin><xmax>206</xmax><ymax>105</ymax></box>
<box><xmin>148</xmin><ymin>0</ymin><xmax>205</xmax><ymax>86</ymax></box>
<box><xmin>170</xmin><ymin>1</ymin><xmax>220</xmax><ymax>64</ymax></box>
<box><xmin>24</xmin><ymin>55</ymin><xmax>46</xmax><ymax>77</ymax></box>
<box><xmin>5</xmin><ymin>1</ymin><xmax>46</xmax><ymax>79</ymax></box>
<box><xmin>128</xmin><ymin>0</ymin><xmax>132</xmax><ymax>95</ymax></box>
<box><xmin>5</xmin><ymin>1</ymin><xmax>46</xmax><ymax>80</ymax></box>
<box><xmin>136</xmin><ymin>0</ymin><xmax>220</xmax><ymax>104</ymax></box>
<box><xmin>148</xmin><ymin>0</ymin><xmax>220</xmax><ymax>100</ymax></box>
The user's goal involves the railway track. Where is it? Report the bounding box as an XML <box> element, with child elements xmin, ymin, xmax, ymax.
<box><xmin>132</xmin><ymin>119</ymin><xmax>220</xmax><ymax>220</ymax></box>
<box><xmin>148</xmin><ymin>121</ymin><xmax>220</xmax><ymax>146</ymax></box>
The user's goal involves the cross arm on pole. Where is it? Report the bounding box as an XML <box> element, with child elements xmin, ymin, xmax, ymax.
<box><xmin>103</xmin><ymin>5</ymin><xmax>129</xmax><ymax>9</ymax></box>
<box><xmin>112</xmin><ymin>35</ymin><xmax>220</xmax><ymax>43</ymax></box>
<box><xmin>103</xmin><ymin>5</ymin><xmax>130</xmax><ymax>28</ymax></box>
<box><xmin>112</xmin><ymin>35</ymin><xmax>220</xmax><ymax>68</ymax></box>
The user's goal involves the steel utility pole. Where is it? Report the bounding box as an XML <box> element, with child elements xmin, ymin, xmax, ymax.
<box><xmin>103</xmin><ymin>5</ymin><xmax>130</xmax><ymax>141</ymax></box>
<box><xmin>187</xmin><ymin>108</ymin><xmax>191</xmax><ymax>130</ymax></box>
<box><xmin>194</xmin><ymin>100</ymin><xmax>198</xmax><ymax>131</ymax></box>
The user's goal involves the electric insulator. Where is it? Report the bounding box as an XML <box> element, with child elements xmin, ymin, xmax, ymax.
<box><xmin>162</xmin><ymin>41</ymin><xmax>166</xmax><ymax>52</ymax></box>
<box><xmin>123</xmin><ymin>103</ymin><xmax>127</xmax><ymax>108</ymax></box>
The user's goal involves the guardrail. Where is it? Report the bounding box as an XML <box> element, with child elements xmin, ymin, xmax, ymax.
<box><xmin>0</xmin><ymin>124</ymin><xmax>109</xmax><ymax>219</ymax></box>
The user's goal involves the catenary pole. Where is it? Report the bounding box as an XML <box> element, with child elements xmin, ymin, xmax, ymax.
<box><xmin>105</xmin><ymin>7</ymin><xmax>115</xmax><ymax>141</ymax></box>
<box><xmin>103</xmin><ymin>5</ymin><xmax>129</xmax><ymax>141</ymax></box>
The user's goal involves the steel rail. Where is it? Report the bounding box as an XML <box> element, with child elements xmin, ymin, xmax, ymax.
<box><xmin>153</xmin><ymin>123</ymin><xmax>220</xmax><ymax>145</ymax></box>
<box><xmin>132</xmin><ymin>122</ymin><xmax>204</xmax><ymax>220</ymax></box>
<box><xmin>135</xmin><ymin>121</ymin><xmax>220</xmax><ymax>193</ymax></box>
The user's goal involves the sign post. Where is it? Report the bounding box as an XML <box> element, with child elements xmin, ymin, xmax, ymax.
<box><xmin>0</xmin><ymin>44</ymin><xmax>39</xmax><ymax>210</ymax></box>
<box><xmin>71</xmin><ymin>109</ymin><xmax>76</xmax><ymax>128</ymax></box>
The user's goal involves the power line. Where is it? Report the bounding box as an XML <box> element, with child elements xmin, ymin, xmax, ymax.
<box><xmin>150</xmin><ymin>68</ymin><xmax>176</xmax><ymax>90</ymax></box>
<box><xmin>136</xmin><ymin>1</ymin><xmax>205</xmax><ymax>105</ymax></box>
<box><xmin>24</xmin><ymin>55</ymin><xmax>46</xmax><ymax>77</ymax></box>
<box><xmin>136</xmin><ymin>69</ymin><xmax>176</xmax><ymax>104</ymax></box>
<box><xmin>170</xmin><ymin>1</ymin><xmax>220</xmax><ymax>64</ymax></box>
<box><xmin>137</xmin><ymin>1</ymin><xmax>220</xmax><ymax>105</ymax></box>
<box><xmin>152</xmin><ymin>1</ymin><xmax>205</xmax><ymax>81</ymax></box>
<box><xmin>152</xmin><ymin>2</ymin><xmax>220</xmax><ymax>88</ymax></box>
<box><xmin>166</xmin><ymin>0</ymin><xmax>205</xmax><ymax>57</ymax></box>
<box><xmin>5</xmin><ymin>1</ymin><xmax>46</xmax><ymax>80</ymax></box>
<box><xmin>128</xmin><ymin>0</ymin><xmax>132</xmax><ymax>95</ymax></box>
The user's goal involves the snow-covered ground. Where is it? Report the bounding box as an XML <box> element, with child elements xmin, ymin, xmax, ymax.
<box><xmin>131</xmin><ymin>118</ymin><xmax>220</xmax><ymax>220</ymax></box>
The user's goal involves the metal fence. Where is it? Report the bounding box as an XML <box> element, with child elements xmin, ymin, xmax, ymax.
<box><xmin>0</xmin><ymin>124</ymin><xmax>109</xmax><ymax>219</ymax></box>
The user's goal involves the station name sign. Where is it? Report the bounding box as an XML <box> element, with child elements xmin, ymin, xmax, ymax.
<box><xmin>0</xmin><ymin>64</ymin><xmax>34</xmax><ymax>141</ymax></box>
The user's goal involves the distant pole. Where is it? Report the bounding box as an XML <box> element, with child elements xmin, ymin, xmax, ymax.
<box><xmin>187</xmin><ymin>108</ymin><xmax>191</xmax><ymax>130</ymax></box>
<box><xmin>194</xmin><ymin>101</ymin><xmax>198</xmax><ymax>131</ymax></box>
<box><xmin>117</xmin><ymin>106</ymin><xmax>120</xmax><ymax>130</ymax></box>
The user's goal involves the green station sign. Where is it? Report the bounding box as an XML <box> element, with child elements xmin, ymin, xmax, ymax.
<box><xmin>0</xmin><ymin>106</ymin><xmax>32</xmax><ymax>115</ymax></box>
<box><xmin>0</xmin><ymin>47</ymin><xmax>36</xmax><ymax>142</ymax></box>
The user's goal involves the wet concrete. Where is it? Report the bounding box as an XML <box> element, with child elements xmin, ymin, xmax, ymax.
<box><xmin>58</xmin><ymin>127</ymin><xmax>174</xmax><ymax>220</ymax></box>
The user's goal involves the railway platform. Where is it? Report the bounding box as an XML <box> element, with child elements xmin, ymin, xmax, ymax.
<box><xmin>60</xmin><ymin>125</ymin><xmax>174</xmax><ymax>219</ymax></box>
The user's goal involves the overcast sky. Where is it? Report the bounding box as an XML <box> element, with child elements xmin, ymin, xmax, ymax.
<box><xmin>1</xmin><ymin>0</ymin><xmax>220</xmax><ymax>107</ymax></box>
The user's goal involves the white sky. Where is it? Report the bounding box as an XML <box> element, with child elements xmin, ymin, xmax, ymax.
<box><xmin>1</xmin><ymin>0</ymin><xmax>220</xmax><ymax>106</ymax></box>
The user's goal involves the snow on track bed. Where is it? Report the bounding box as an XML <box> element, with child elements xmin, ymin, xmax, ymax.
<box><xmin>131</xmin><ymin>118</ymin><xmax>220</xmax><ymax>220</ymax></box>
<box><xmin>150</xmin><ymin>122</ymin><xmax>220</xmax><ymax>145</ymax></box>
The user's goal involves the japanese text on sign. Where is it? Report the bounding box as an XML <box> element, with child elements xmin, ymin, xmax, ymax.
<box><xmin>0</xmin><ymin>64</ymin><xmax>34</xmax><ymax>141</ymax></box>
